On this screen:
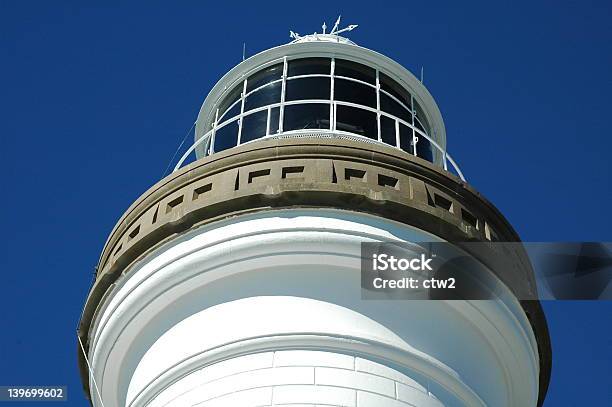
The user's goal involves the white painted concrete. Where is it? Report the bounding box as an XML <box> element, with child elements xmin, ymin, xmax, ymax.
<box><xmin>88</xmin><ymin>209</ymin><xmax>540</xmax><ymax>407</ymax></box>
<box><xmin>147</xmin><ymin>349</ymin><xmax>446</xmax><ymax>407</ymax></box>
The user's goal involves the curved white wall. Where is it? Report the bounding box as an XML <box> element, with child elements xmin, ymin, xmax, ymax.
<box><xmin>141</xmin><ymin>298</ymin><xmax>445</xmax><ymax>407</ymax></box>
<box><xmin>87</xmin><ymin>209</ymin><xmax>540</xmax><ymax>407</ymax></box>
<box><xmin>147</xmin><ymin>349</ymin><xmax>445</xmax><ymax>407</ymax></box>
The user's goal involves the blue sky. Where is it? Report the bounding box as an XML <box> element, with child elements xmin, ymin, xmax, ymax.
<box><xmin>0</xmin><ymin>1</ymin><xmax>610</xmax><ymax>405</ymax></box>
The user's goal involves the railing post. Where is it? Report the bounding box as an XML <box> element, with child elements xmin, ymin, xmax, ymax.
<box><xmin>209</xmin><ymin>108</ymin><xmax>219</xmax><ymax>155</ymax></box>
<box><xmin>237</xmin><ymin>78</ymin><xmax>247</xmax><ymax>145</ymax></box>
<box><xmin>410</xmin><ymin>94</ymin><xmax>417</xmax><ymax>156</ymax></box>
<box><xmin>394</xmin><ymin>119</ymin><xmax>400</xmax><ymax>149</ymax></box>
<box><xmin>278</xmin><ymin>56</ymin><xmax>288</xmax><ymax>133</ymax></box>
<box><xmin>330</xmin><ymin>58</ymin><xmax>335</xmax><ymax>131</ymax></box>
<box><xmin>376</xmin><ymin>69</ymin><xmax>381</xmax><ymax>142</ymax></box>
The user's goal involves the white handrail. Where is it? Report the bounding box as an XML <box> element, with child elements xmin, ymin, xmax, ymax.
<box><xmin>173</xmin><ymin>115</ymin><xmax>465</xmax><ymax>181</ymax></box>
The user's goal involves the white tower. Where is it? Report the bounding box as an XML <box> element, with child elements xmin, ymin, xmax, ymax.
<box><xmin>78</xmin><ymin>21</ymin><xmax>551</xmax><ymax>407</ymax></box>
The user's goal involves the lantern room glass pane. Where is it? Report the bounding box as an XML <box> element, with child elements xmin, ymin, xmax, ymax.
<box><xmin>416</xmin><ymin>136</ymin><xmax>434</xmax><ymax>162</ymax></box>
<box><xmin>269</xmin><ymin>107</ymin><xmax>280</xmax><ymax>134</ymax></box>
<box><xmin>414</xmin><ymin>102</ymin><xmax>431</xmax><ymax>136</ymax></box>
<box><xmin>336</xmin><ymin>105</ymin><xmax>377</xmax><ymax>140</ymax></box>
<box><xmin>334</xmin><ymin>78</ymin><xmax>376</xmax><ymax>108</ymax></box>
<box><xmin>218</xmin><ymin>84</ymin><xmax>242</xmax><ymax>120</ymax></box>
<box><xmin>287</xmin><ymin>58</ymin><xmax>331</xmax><ymax>77</ymax></box>
<box><xmin>380</xmin><ymin>116</ymin><xmax>397</xmax><ymax>147</ymax></box>
<box><xmin>286</xmin><ymin>77</ymin><xmax>331</xmax><ymax>101</ymax></box>
<box><xmin>380</xmin><ymin>93</ymin><xmax>412</xmax><ymax>123</ymax></box>
<box><xmin>399</xmin><ymin>124</ymin><xmax>414</xmax><ymax>153</ymax></box>
<box><xmin>379</xmin><ymin>72</ymin><xmax>412</xmax><ymax>109</ymax></box>
<box><xmin>246</xmin><ymin>63</ymin><xmax>283</xmax><ymax>93</ymax></box>
<box><xmin>335</xmin><ymin>59</ymin><xmax>376</xmax><ymax>84</ymax></box>
<box><xmin>244</xmin><ymin>81</ymin><xmax>281</xmax><ymax>112</ymax></box>
<box><xmin>283</xmin><ymin>103</ymin><xmax>330</xmax><ymax>131</ymax></box>
<box><xmin>241</xmin><ymin>110</ymin><xmax>268</xmax><ymax>143</ymax></box>
<box><xmin>219</xmin><ymin>102</ymin><xmax>241</xmax><ymax>122</ymax></box>
<box><xmin>214</xmin><ymin>120</ymin><xmax>239</xmax><ymax>153</ymax></box>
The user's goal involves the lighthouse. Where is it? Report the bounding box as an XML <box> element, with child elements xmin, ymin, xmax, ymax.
<box><xmin>78</xmin><ymin>20</ymin><xmax>551</xmax><ymax>407</ymax></box>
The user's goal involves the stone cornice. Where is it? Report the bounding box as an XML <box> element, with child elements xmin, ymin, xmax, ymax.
<box><xmin>78</xmin><ymin>137</ymin><xmax>550</xmax><ymax>406</ymax></box>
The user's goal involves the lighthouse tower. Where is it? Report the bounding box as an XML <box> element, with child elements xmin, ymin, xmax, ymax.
<box><xmin>78</xmin><ymin>21</ymin><xmax>551</xmax><ymax>407</ymax></box>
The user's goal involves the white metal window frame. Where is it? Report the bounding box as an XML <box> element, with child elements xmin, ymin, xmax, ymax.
<box><xmin>176</xmin><ymin>57</ymin><xmax>464</xmax><ymax>180</ymax></box>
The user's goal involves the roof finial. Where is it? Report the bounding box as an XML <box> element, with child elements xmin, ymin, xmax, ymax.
<box><xmin>289</xmin><ymin>16</ymin><xmax>358</xmax><ymax>44</ymax></box>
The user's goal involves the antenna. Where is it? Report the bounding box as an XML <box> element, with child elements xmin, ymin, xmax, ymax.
<box><xmin>420</xmin><ymin>66</ymin><xmax>424</xmax><ymax>83</ymax></box>
<box><xmin>322</xmin><ymin>21</ymin><xmax>327</xmax><ymax>34</ymax></box>
<box><xmin>242</xmin><ymin>43</ymin><xmax>246</xmax><ymax>61</ymax></box>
